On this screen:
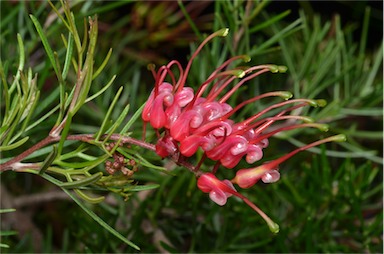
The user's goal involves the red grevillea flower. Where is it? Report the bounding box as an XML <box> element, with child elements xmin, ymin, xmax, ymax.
<box><xmin>142</xmin><ymin>28</ymin><xmax>346</xmax><ymax>231</ymax></box>
<box><xmin>197</xmin><ymin>172</ymin><xmax>279</xmax><ymax>233</ymax></box>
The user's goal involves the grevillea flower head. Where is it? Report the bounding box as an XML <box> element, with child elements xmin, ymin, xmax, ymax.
<box><xmin>142</xmin><ymin>28</ymin><xmax>346</xmax><ymax>232</ymax></box>
<box><xmin>197</xmin><ymin>173</ymin><xmax>280</xmax><ymax>233</ymax></box>
<box><xmin>232</xmin><ymin>134</ymin><xmax>347</xmax><ymax>188</ymax></box>
<box><xmin>197</xmin><ymin>172</ymin><xmax>236</xmax><ymax>206</ymax></box>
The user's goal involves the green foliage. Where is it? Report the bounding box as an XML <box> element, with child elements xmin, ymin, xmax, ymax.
<box><xmin>1</xmin><ymin>0</ymin><xmax>382</xmax><ymax>253</ymax></box>
<box><xmin>269</xmin><ymin>8</ymin><xmax>383</xmax><ymax>164</ymax></box>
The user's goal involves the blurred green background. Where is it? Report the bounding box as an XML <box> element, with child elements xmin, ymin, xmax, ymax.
<box><xmin>1</xmin><ymin>1</ymin><xmax>382</xmax><ymax>253</ymax></box>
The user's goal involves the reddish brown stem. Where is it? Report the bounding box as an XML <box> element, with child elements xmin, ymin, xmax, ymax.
<box><xmin>0</xmin><ymin>134</ymin><xmax>155</xmax><ymax>172</ymax></box>
<box><xmin>0</xmin><ymin>133</ymin><xmax>200</xmax><ymax>176</ymax></box>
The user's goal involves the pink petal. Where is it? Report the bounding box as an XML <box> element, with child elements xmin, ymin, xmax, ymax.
<box><xmin>179</xmin><ymin>134</ymin><xmax>216</xmax><ymax>157</ymax></box>
<box><xmin>209</xmin><ymin>189</ymin><xmax>228</xmax><ymax>206</ymax></box>
<box><xmin>261</xmin><ymin>169</ymin><xmax>280</xmax><ymax>183</ymax></box>
<box><xmin>170</xmin><ymin>110</ymin><xmax>203</xmax><ymax>141</ymax></box>
<box><xmin>234</xmin><ymin>166</ymin><xmax>268</xmax><ymax>189</ymax></box>
<box><xmin>245</xmin><ymin>145</ymin><xmax>263</xmax><ymax>164</ymax></box>
<box><xmin>220</xmin><ymin>152</ymin><xmax>244</xmax><ymax>168</ymax></box>
<box><xmin>206</xmin><ymin>135</ymin><xmax>248</xmax><ymax>161</ymax></box>
<box><xmin>175</xmin><ymin>87</ymin><xmax>194</xmax><ymax>107</ymax></box>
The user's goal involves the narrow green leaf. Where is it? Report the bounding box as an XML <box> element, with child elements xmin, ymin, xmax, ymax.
<box><xmin>73</xmin><ymin>189</ymin><xmax>105</xmax><ymax>204</ymax></box>
<box><xmin>72</xmin><ymin>17</ymin><xmax>98</xmax><ymax>114</ymax></box>
<box><xmin>92</xmin><ymin>48</ymin><xmax>112</xmax><ymax>80</ymax></box>
<box><xmin>286</xmin><ymin>136</ymin><xmax>383</xmax><ymax>164</ymax></box>
<box><xmin>10</xmin><ymin>34</ymin><xmax>25</xmax><ymax>89</ymax></box>
<box><xmin>95</xmin><ymin>86</ymin><xmax>123</xmax><ymax>141</ymax></box>
<box><xmin>364</xmin><ymin>43</ymin><xmax>383</xmax><ymax>89</ymax></box>
<box><xmin>82</xmin><ymin>1</ymin><xmax>130</xmax><ymax>16</ymax></box>
<box><xmin>0</xmin><ymin>100</ymin><xmax>25</xmax><ymax>144</ymax></box>
<box><xmin>0</xmin><ymin>136</ymin><xmax>29</xmax><ymax>151</ymax></box>
<box><xmin>56</xmin><ymin>154</ymin><xmax>109</xmax><ymax>169</ymax></box>
<box><xmin>128</xmin><ymin>184</ymin><xmax>160</xmax><ymax>192</ymax></box>
<box><xmin>0</xmin><ymin>231</ymin><xmax>18</xmax><ymax>237</ymax></box>
<box><xmin>340</xmin><ymin>108</ymin><xmax>383</xmax><ymax>117</ymax></box>
<box><xmin>39</xmin><ymin>145</ymin><xmax>58</xmax><ymax>175</ymax></box>
<box><xmin>297</xmin><ymin>22</ymin><xmax>319</xmax><ymax>79</ymax></box>
<box><xmin>62</xmin><ymin>32</ymin><xmax>74</xmax><ymax>80</ymax></box>
<box><xmin>85</xmin><ymin>75</ymin><xmax>116</xmax><ymax>103</ymax></box>
<box><xmin>249</xmin><ymin>10</ymin><xmax>291</xmax><ymax>33</ymax></box>
<box><xmin>58</xmin><ymin>144</ymin><xmax>89</xmax><ymax>161</ymax></box>
<box><xmin>0</xmin><ymin>61</ymin><xmax>10</xmax><ymax>120</ymax></box>
<box><xmin>29</xmin><ymin>15</ymin><xmax>60</xmax><ymax>79</ymax></box>
<box><xmin>54</xmin><ymin>52</ymin><xmax>64</xmax><ymax>85</ymax></box>
<box><xmin>80</xmin><ymin>16</ymin><xmax>88</xmax><ymax>56</ymax></box>
<box><xmin>47</xmin><ymin>0</ymin><xmax>71</xmax><ymax>31</ymax></box>
<box><xmin>20</xmin><ymin>85</ymin><xmax>40</xmax><ymax>135</ymax></box>
<box><xmin>61</xmin><ymin>188</ymin><xmax>140</xmax><ymax>250</ymax></box>
<box><xmin>59</xmin><ymin>172</ymin><xmax>103</xmax><ymax>188</ymax></box>
<box><xmin>120</xmin><ymin>102</ymin><xmax>145</xmax><ymax>134</ymax></box>
<box><xmin>61</xmin><ymin>0</ymin><xmax>82</xmax><ymax>53</ymax></box>
<box><xmin>0</xmin><ymin>208</ymin><xmax>16</xmax><ymax>213</ymax></box>
<box><xmin>177</xmin><ymin>0</ymin><xmax>201</xmax><ymax>39</ymax></box>
<box><xmin>25</xmin><ymin>104</ymin><xmax>60</xmax><ymax>134</ymax></box>
<box><xmin>249</xmin><ymin>19</ymin><xmax>302</xmax><ymax>56</ymax></box>
<box><xmin>57</xmin><ymin>111</ymin><xmax>73</xmax><ymax>155</ymax></box>
<box><xmin>30</xmin><ymin>13</ymin><xmax>67</xmax><ymax>127</ymax></box>
<box><xmin>358</xmin><ymin>7</ymin><xmax>370</xmax><ymax>59</ymax></box>
<box><xmin>1</xmin><ymin>94</ymin><xmax>19</xmax><ymax>128</ymax></box>
<box><xmin>103</xmin><ymin>103</ymin><xmax>130</xmax><ymax>142</ymax></box>
<box><xmin>342</xmin><ymin>130</ymin><xmax>383</xmax><ymax>139</ymax></box>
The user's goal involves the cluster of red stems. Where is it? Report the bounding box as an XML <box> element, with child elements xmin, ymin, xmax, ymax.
<box><xmin>141</xmin><ymin>28</ymin><xmax>345</xmax><ymax>232</ymax></box>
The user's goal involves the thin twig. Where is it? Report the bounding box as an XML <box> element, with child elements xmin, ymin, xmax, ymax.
<box><xmin>0</xmin><ymin>134</ymin><xmax>154</xmax><ymax>171</ymax></box>
<box><xmin>0</xmin><ymin>133</ymin><xmax>199</xmax><ymax>175</ymax></box>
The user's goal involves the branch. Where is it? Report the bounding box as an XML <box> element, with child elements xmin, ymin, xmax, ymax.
<box><xmin>0</xmin><ymin>134</ymin><xmax>155</xmax><ymax>172</ymax></box>
<box><xmin>0</xmin><ymin>133</ymin><xmax>199</xmax><ymax>175</ymax></box>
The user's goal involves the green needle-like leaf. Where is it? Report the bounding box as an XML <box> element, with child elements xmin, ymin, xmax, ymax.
<box><xmin>39</xmin><ymin>145</ymin><xmax>58</xmax><ymax>175</ymax></box>
<box><xmin>62</xmin><ymin>32</ymin><xmax>74</xmax><ymax>80</ymax></box>
<box><xmin>95</xmin><ymin>86</ymin><xmax>123</xmax><ymax>141</ymax></box>
<box><xmin>120</xmin><ymin>103</ymin><xmax>144</xmax><ymax>134</ymax></box>
<box><xmin>61</xmin><ymin>188</ymin><xmax>140</xmax><ymax>250</ymax></box>
<box><xmin>128</xmin><ymin>184</ymin><xmax>160</xmax><ymax>192</ymax></box>
<box><xmin>92</xmin><ymin>48</ymin><xmax>113</xmax><ymax>80</ymax></box>
<box><xmin>59</xmin><ymin>172</ymin><xmax>103</xmax><ymax>188</ymax></box>
<box><xmin>29</xmin><ymin>15</ymin><xmax>60</xmax><ymax>80</ymax></box>
<box><xmin>0</xmin><ymin>136</ymin><xmax>29</xmax><ymax>151</ymax></box>
<box><xmin>85</xmin><ymin>75</ymin><xmax>116</xmax><ymax>103</ymax></box>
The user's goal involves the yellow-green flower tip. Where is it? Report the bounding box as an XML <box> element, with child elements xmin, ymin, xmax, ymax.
<box><xmin>268</xmin><ymin>221</ymin><xmax>280</xmax><ymax>234</ymax></box>
<box><xmin>234</xmin><ymin>70</ymin><xmax>246</xmax><ymax>78</ymax></box>
<box><xmin>277</xmin><ymin>65</ymin><xmax>288</xmax><ymax>73</ymax></box>
<box><xmin>333</xmin><ymin>134</ymin><xmax>347</xmax><ymax>142</ymax></box>
<box><xmin>241</xmin><ymin>55</ymin><xmax>251</xmax><ymax>63</ymax></box>
<box><xmin>302</xmin><ymin>116</ymin><xmax>314</xmax><ymax>123</ymax></box>
<box><xmin>268</xmin><ymin>65</ymin><xmax>279</xmax><ymax>73</ymax></box>
<box><xmin>147</xmin><ymin>63</ymin><xmax>155</xmax><ymax>70</ymax></box>
<box><xmin>279</xmin><ymin>91</ymin><xmax>293</xmax><ymax>100</ymax></box>
<box><xmin>318</xmin><ymin>124</ymin><xmax>329</xmax><ymax>132</ymax></box>
<box><xmin>316</xmin><ymin>99</ymin><xmax>327</xmax><ymax>107</ymax></box>
<box><xmin>308</xmin><ymin>99</ymin><xmax>327</xmax><ymax>107</ymax></box>
<box><xmin>218</xmin><ymin>28</ymin><xmax>229</xmax><ymax>37</ymax></box>
<box><xmin>307</xmin><ymin>99</ymin><xmax>319</xmax><ymax>107</ymax></box>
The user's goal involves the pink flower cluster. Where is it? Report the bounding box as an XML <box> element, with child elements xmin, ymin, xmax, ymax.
<box><xmin>142</xmin><ymin>29</ymin><xmax>291</xmax><ymax>170</ymax></box>
<box><xmin>142</xmin><ymin>28</ymin><xmax>346</xmax><ymax>232</ymax></box>
<box><xmin>142</xmin><ymin>78</ymin><xmax>274</xmax><ymax>169</ymax></box>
